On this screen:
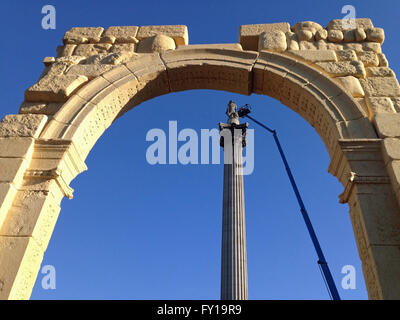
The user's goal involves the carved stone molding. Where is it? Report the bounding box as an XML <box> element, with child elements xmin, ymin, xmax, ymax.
<box><xmin>339</xmin><ymin>171</ymin><xmax>391</xmax><ymax>203</ymax></box>
<box><xmin>24</xmin><ymin>169</ymin><xmax>74</xmax><ymax>199</ymax></box>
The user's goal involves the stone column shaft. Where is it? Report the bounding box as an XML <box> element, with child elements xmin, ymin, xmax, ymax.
<box><xmin>220</xmin><ymin>124</ymin><xmax>248</xmax><ymax>300</ymax></box>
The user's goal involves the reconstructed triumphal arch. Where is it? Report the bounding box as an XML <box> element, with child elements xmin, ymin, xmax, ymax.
<box><xmin>0</xmin><ymin>19</ymin><xmax>400</xmax><ymax>299</ymax></box>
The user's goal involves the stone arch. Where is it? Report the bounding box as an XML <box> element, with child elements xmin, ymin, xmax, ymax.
<box><xmin>39</xmin><ymin>48</ymin><xmax>375</xmax><ymax>160</ymax></box>
<box><xmin>1</xmin><ymin>20</ymin><xmax>400</xmax><ymax>299</ymax></box>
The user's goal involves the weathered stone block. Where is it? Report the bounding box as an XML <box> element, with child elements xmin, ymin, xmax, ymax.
<box><xmin>286</xmin><ymin>50</ymin><xmax>337</xmax><ymax>63</ymax></box>
<box><xmin>366</xmin><ymin>67</ymin><xmax>395</xmax><ymax>78</ymax></box>
<box><xmin>239</xmin><ymin>22</ymin><xmax>290</xmax><ymax>51</ymax></box>
<box><xmin>42</xmin><ymin>57</ymin><xmax>55</xmax><ymax>67</ymax></box>
<box><xmin>285</xmin><ymin>32</ymin><xmax>299</xmax><ymax>50</ymax></box>
<box><xmin>378</xmin><ymin>53</ymin><xmax>389</xmax><ymax>67</ymax></box>
<box><xmin>0</xmin><ymin>115</ymin><xmax>47</xmax><ymax>139</ymax></box>
<box><xmin>366</xmin><ymin>28</ymin><xmax>385</xmax><ymax>44</ymax></box>
<box><xmin>85</xmin><ymin>53</ymin><xmax>110</xmax><ymax>64</ymax></box>
<box><xmin>337</xmin><ymin>117</ymin><xmax>377</xmax><ymax>139</ymax></box>
<box><xmin>335</xmin><ymin>76</ymin><xmax>365</xmax><ymax>98</ymax></box>
<box><xmin>391</xmin><ymin>98</ymin><xmax>400</xmax><ymax>113</ymax></box>
<box><xmin>137</xmin><ymin>34</ymin><xmax>176</xmax><ymax>53</ymax></box>
<box><xmin>316</xmin><ymin>61</ymin><xmax>366</xmax><ymax>78</ymax></box>
<box><xmin>100</xmin><ymin>51</ymin><xmax>138</xmax><ymax>65</ymax></box>
<box><xmin>357</xmin><ymin>51</ymin><xmax>379</xmax><ymax>67</ymax></box>
<box><xmin>65</xmin><ymin>64</ymin><xmax>114</xmax><ymax>80</ymax></box>
<box><xmin>56</xmin><ymin>44</ymin><xmax>76</xmax><ymax>57</ymax></box>
<box><xmin>103</xmin><ymin>26</ymin><xmax>139</xmax><ymax>43</ymax></box>
<box><xmin>328</xmin><ymin>30</ymin><xmax>344</xmax><ymax>43</ymax></box>
<box><xmin>354</xmin><ymin>190</ymin><xmax>400</xmax><ymax>246</ymax></box>
<box><xmin>25</xmin><ymin>74</ymin><xmax>89</xmax><ymax>102</ymax></box>
<box><xmin>296</xmin><ymin>29</ymin><xmax>313</xmax><ymax>41</ymax></box>
<box><xmin>258</xmin><ymin>31</ymin><xmax>287</xmax><ymax>53</ymax></box>
<box><xmin>336</xmin><ymin>50</ymin><xmax>358</xmax><ymax>61</ymax></box>
<box><xmin>360</xmin><ymin>77</ymin><xmax>400</xmax><ymax>97</ymax></box>
<box><xmin>382</xmin><ymin>138</ymin><xmax>400</xmax><ymax>165</ymax></box>
<box><xmin>326</xmin><ymin>18</ymin><xmax>374</xmax><ymax>30</ymax></box>
<box><xmin>374</xmin><ymin>113</ymin><xmax>400</xmax><ymax>138</ymax></box>
<box><xmin>315</xmin><ymin>41</ymin><xmax>343</xmax><ymax>51</ymax></box>
<box><xmin>355</xmin><ymin>28</ymin><xmax>367</xmax><ymax>41</ymax></box>
<box><xmin>19</xmin><ymin>102</ymin><xmax>62</xmax><ymax>116</ymax></box>
<box><xmin>99</xmin><ymin>35</ymin><xmax>116</xmax><ymax>44</ymax></box>
<box><xmin>291</xmin><ymin>21</ymin><xmax>323</xmax><ymax>35</ymax></box>
<box><xmin>137</xmin><ymin>25</ymin><xmax>188</xmax><ymax>46</ymax></box>
<box><xmin>74</xmin><ymin>43</ymin><xmax>112</xmax><ymax>56</ymax></box>
<box><xmin>343</xmin><ymin>30</ymin><xmax>356</xmax><ymax>42</ymax></box>
<box><xmin>315</xmin><ymin>29</ymin><xmax>328</xmax><ymax>41</ymax></box>
<box><xmin>55</xmin><ymin>56</ymin><xmax>87</xmax><ymax>65</ymax></box>
<box><xmin>0</xmin><ymin>158</ymin><xmax>29</xmax><ymax>185</ymax></box>
<box><xmin>299</xmin><ymin>41</ymin><xmax>318</xmax><ymax>50</ymax></box>
<box><xmin>0</xmin><ymin>138</ymin><xmax>34</xmax><ymax>159</ymax></box>
<box><xmin>0</xmin><ymin>189</ymin><xmax>61</xmax><ymax>250</ymax></box>
<box><xmin>0</xmin><ymin>236</ymin><xmax>44</xmax><ymax>300</ymax></box>
<box><xmin>63</xmin><ymin>27</ymin><xmax>104</xmax><ymax>44</ymax></box>
<box><xmin>110</xmin><ymin>43</ymin><xmax>136</xmax><ymax>53</ymax></box>
<box><xmin>343</xmin><ymin>43</ymin><xmax>364</xmax><ymax>52</ymax></box>
<box><xmin>355</xmin><ymin>97</ymin><xmax>369</xmax><ymax>116</ymax></box>
<box><xmin>366</xmin><ymin>97</ymin><xmax>396</xmax><ymax>118</ymax></box>
<box><xmin>40</xmin><ymin>62</ymin><xmax>68</xmax><ymax>78</ymax></box>
<box><xmin>366</xmin><ymin>245</ymin><xmax>400</xmax><ymax>300</ymax></box>
<box><xmin>363</xmin><ymin>42</ymin><xmax>382</xmax><ymax>53</ymax></box>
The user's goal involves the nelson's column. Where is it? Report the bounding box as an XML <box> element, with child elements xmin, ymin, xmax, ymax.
<box><xmin>219</xmin><ymin>101</ymin><xmax>249</xmax><ymax>300</ymax></box>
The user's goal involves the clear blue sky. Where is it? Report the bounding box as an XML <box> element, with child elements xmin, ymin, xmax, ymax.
<box><xmin>1</xmin><ymin>0</ymin><xmax>400</xmax><ymax>300</ymax></box>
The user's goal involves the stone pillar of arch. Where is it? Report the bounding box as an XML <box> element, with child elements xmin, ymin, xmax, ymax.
<box><xmin>0</xmin><ymin>19</ymin><xmax>400</xmax><ymax>300</ymax></box>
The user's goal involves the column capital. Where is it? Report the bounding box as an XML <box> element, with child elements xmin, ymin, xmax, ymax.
<box><xmin>219</xmin><ymin>122</ymin><xmax>248</xmax><ymax>147</ymax></box>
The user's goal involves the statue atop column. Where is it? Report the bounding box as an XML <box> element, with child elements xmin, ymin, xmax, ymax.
<box><xmin>219</xmin><ymin>100</ymin><xmax>249</xmax><ymax>300</ymax></box>
<box><xmin>226</xmin><ymin>100</ymin><xmax>240</xmax><ymax>125</ymax></box>
<box><xmin>220</xmin><ymin>100</ymin><xmax>248</xmax><ymax>148</ymax></box>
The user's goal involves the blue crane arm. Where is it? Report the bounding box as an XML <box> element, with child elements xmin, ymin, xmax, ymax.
<box><xmin>241</xmin><ymin>111</ymin><xmax>341</xmax><ymax>301</ymax></box>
